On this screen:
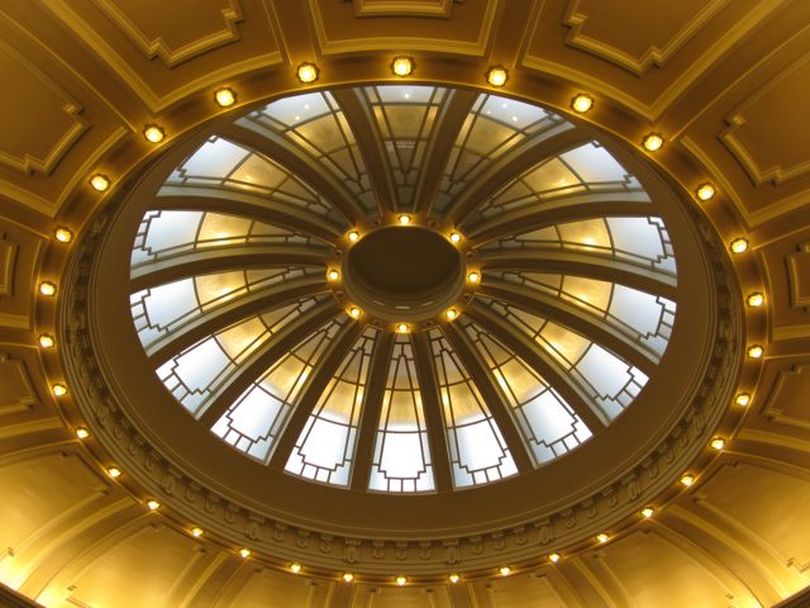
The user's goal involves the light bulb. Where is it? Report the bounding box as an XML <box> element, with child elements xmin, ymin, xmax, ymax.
<box><xmin>747</xmin><ymin>345</ymin><xmax>763</xmax><ymax>359</ymax></box>
<box><xmin>106</xmin><ymin>466</ymin><xmax>122</xmax><ymax>479</ymax></box>
<box><xmin>327</xmin><ymin>269</ymin><xmax>340</xmax><ymax>282</ymax></box>
<box><xmin>680</xmin><ymin>473</ymin><xmax>695</xmax><ymax>487</ymax></box>
<box><xmin>38</xmin><ymin>334</ymin><xmax>55</xmax><ymax>348</ymax></box>
<box><xmin>52</xmin><ymin>383</ymin><xmax>67</xmax><ymax>397</ymax></box>
<box><xmin>75</xmin><ymin>427</ymin><xmax>90</xmax><ymax>439</ymax></box>
<box><xmin>746</xmin><ymin>292</ymin><xmax>764</xmax><ymax>307</ymax></box>
<box><xmin>710</xmin><ymin>437</ymin><xmax>726</xmax><ymax>451</ymax></box>
<box><xmin>239</xmin><ymin>548</ymin><xmax>251</xmax><ymax>559</ymax></box>
<box><xmin>695</xmin><ymin>183</ymin><xmax>716</xmax><ymax>201</ymax></box>
<box><xmin>290</xmin><ymin>562</ymin><xmax>302</xmax><ymax>573</ymax></box>
<box><xmin>487</xmin><ymin>66</ymin><xmax>508</xmax><ymax>87</ymax></box>
<box><xmin>571</xmin><ymin>94</ymin><xmax>593</xmax><ymax>113</ymax></box>
<box><xmin>146</xmin><ymin>499</ymin><xmax>160</xmax><ymax>510</ymax></box>
<box><xmin>499</xmin><ymin>566</ymin><xmax>512</xmax><ymax>576</ymax></box>
<box><xmin>596</xmin><ymin>533</ymin><xmax>609</xmax><ymax>544</ymax></box>
<box><xmin>641</xmin><ymin>507</ymin><xmax>654</xmax><ymax>518</ymax></box>
<box><xmin>39</xmin><ymin>281</ymin><xmax>57</xmax><ymax>296</ymax></box>
<box><xmin>735</xmin><ymin>393</ymin><xmax>750</xmax><ymax>407</ymax></box>
<box><xmin>347</xmin><ymin>230</ymin><xmax>360</xmax><ymax>242</ymax></box>
<box><xmin>54</xmin><ymin>227</ymin><xmax>73</xmax><ymax>243</ymax></box>
<box><xmin>467</xmin><ymin>271</ymin><xmax>481</xmax><ymax>284</ymax></box>
<box><xmin>296</xmin><ymin>62</ymin><xmax>319</xmax><ymax>83</ymax></box>
<box><xmin>191</xmin><ymin>527</ymin><xmax>204</xmax><ymax>537</ymax></box>
<box><xmin>214</xmin><ymin>87</ymin><xmax>236</xmax><ymax>107</ymax></box>
<box><xmin>143</xmin><ymin>125</ymin><xmax>165</xmax><ymax>143</ymax></box>
<box><xmin>398</xmin><ymin>214</ymin><xmax>411</xmax><ymax>225</ymax></box>
<box><xmin>90</xmin><ymin>174</ymin><xmax>110</xmax><ymax>192</ymax></box>
<box><xmin>391</xmin><ymin>56</ymin><xmax>414</xmax><ymax>77</ymax></box>
<box><xmin>730</xmin><ymin>238</ymin><xmax>749</xmax><ymax>254</ymax></box>
<box><xmin>642</xmin><ymin>133</ymin><xmax>664</xmax><ymax>152</ymax></box>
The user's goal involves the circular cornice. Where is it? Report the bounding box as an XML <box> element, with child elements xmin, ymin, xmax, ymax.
<box><xmin>55</xmin><ymin>81</ymin><xmax>746</xmax><ymax>575</ymax></box>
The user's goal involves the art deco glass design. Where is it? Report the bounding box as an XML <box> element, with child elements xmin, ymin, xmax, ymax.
<box><xmin>129</xmin><ymin>86</ymin><xmax>679</xmax><ymax>493</ymax></box>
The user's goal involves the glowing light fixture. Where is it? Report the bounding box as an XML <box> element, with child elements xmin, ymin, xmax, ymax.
<box><xmin>327</xmin><ymin>269</ymin><xmax>340</xmax><ymax>282</ymax></box>
<box><xmin>747</xmin><ymin>345</ymin><xmax>763</xmax><ymax>359</ymax></box>
<box><xmin>290</xmin><ymin>562</ymin><xmax>302</xmax><ymax>574</ymax></box>
<box><xmin>191</xmin><ymin>527</ymin><xmax>204</xmax><ymax>538</ymax></box>
<box><xmin>214</xmin><ymin>87</ymin><xmax>237</xmax><ymax>107</ymax></box>
<box><xmin>640</xmin><ymin>507</ymin><xmax>655</xmax><ymax>518</ymax></box>
<box><xmin>143</xmin><ymin>125</ymin><xmax>165</xmax><ymax>144</ymax></box>
<box><xmin>342</xmin><ymin>573</ymin><xmax>355</xmax><ymax>583</ymax></box>
<box><xmin>395</xmin><ymin>576</ymin><xmax>407</xmax><ymax>586</ymax></box>
<box><xmin>549</xmin><ymin>552</ymin><xmax>561</xmax><ymax>563</ymax></box>
<box><xmin>746</xmin><ymin>292</ymin><xmax>764</xmax><ymax>307</ymax></box>
<box><xmin>642</xmin><ymin>133</ymin><xmax>664</xmax><ymax>152</ymax></box>
<box><xmin>239</xmin><ymin>548</ymin><xmax>251</xmax><ymax>559</ymax></box>
<box><xmin>38</xmin><ymin>334</ymin><xmax>55</xmax><ymax>349</ymax></box>
<box><xmin>398</xmin><ymin>214</ymin><xmax>411</xmax><ymax>225</ymax></box>
<box><xmin>75</xmin><ymin>427</ymin><xmax>90</xmax><ymax>439</ymax></box>
<box><xmin>445</xmin><ymin>308</ymin><xmax>458</xmax><ymax>321</ymax></box>
<box><xmin>347</xmin><ymin>230</ymin><xmax>360</xmax><ymax>242</ymax></box>
<box><xmin>54</xmin><ymin>227</ymin><xmax>73</xmax><ymax>243</ymax></box>
<box><xmin>396</xmin><ymin>322</ymin><xmax>410</xmax><ymax>334</ymax></box>
<box><xmin>90</xmin><ymin>174</ymin><xmax>110</xmax><ymax>192</ymax></box>
<box><xmin>349</xmin><ymin>307</ymin><xmax>362</xmax><ymax>319</ymax></box>
<box><xmin>596</xmin><ymin>533</ymin><xmax>609</xmax><ymax>544</ymax></box>
<box><xmin>735</xmin><ymin>393</ymin><xmax>751</xmax><ymax>407</ymax></box>
<box><xmin>499</xmin><ymin>566</ymin><xmax>512</xmax><ymax>576</ymax></box>
<box><xmin>391</xmin><ymin>56</ymin><xmax>414</xmax><ymax>77</ymax></box>
<box><xmin>680</xmin><ymin>473</ymin><xmax>695</xmax><ymax>487</ymax></box>
<box><xmin>695</xmin><ymin>183</ymin><xmax>716</xmax><ymax>201</ymax></box>
<box><xmin>730</xmin><ymin>238</ymin><xmax>749</xmax><ymax>254</ymax></box>
<box><xmin>39</xmin><ymin>281</ymin><xmax>57</xmax><ymax>296</ymax></box>
<box><xmin>710</xmin><ymin>437</ymin><xmax>726</xmax><ymax>451</ymax></box>
<box><xmin>146</xmin><ymin>499</ymin><xmax>160</xmax><ymax>511</ymax></box>
<box><xmin>486</xmin><ymin>66</ymin><xmax>508</xmax><ymax>87</ymax></box>
<box><xmin>449</xmin><ymin>231</ymin><xmax>462</xmax><ymax>244</ymax></box>
<box><xmin>448</xmin><ymin>573</ymin><xmax>461</xmax><ymax>584</ymax></box>
<box><xmin>52</xmin><ymin>383</ymin><xmax>68</xmax><ymax>397</ymax></box>
<box><xmin>467</xmin><ymin>271</ymin><xmax>481</xmax><ymax>284</ymax></box>
<box><xmin>106</xmin><ymin>466</ymin><xmax>122</xmax><ymax>479</ymax></box>
<box><xmin>571</xmin><ymin>94</ymin><xmax>594</xmax><ymax>113</ymax></box>
<box><xmin>296</xmin><ymin>62</ymin><xmax>319</xmax><ymax>84</ymax></box>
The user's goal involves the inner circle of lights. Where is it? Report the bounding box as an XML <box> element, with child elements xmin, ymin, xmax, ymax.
<box><xmin>63</xmin><ymin>81</ymin><xmax>742</xmax><ymax>574</ymax></box>
<box><xmin>129</xmin><ymin>85</ymin><xmax>679</xmax><ymax>490</ymax></box>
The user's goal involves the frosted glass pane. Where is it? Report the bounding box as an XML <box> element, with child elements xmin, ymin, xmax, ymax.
<box><xmin>576</xmin><ymin>345</ymin><xmax>632</xmax><ymax>397</ymax></box>
<box><xmin>182</xmin><ymin>138</ymin><xmax>249</xmax><ymax>178</ymax></box>
<box><xmin>379</xmin><ymin>433</ymin><xmax>424</xmax><ymax>477</ymax></box>
<box><xmin>263</xmin><ymin>92</ymin><xmax>332</xmax><ymax>125</ymax></box>
<box><xmin>299</xmin><ymin>419</ymin><xmax>349</xmax><ymax>468</ymax></box>
<box><xmin>523</xmin><ymin>391</ymin><xmax>578</xmax><ymax>443</ymax></box>
<box><xmin>141</xmin><ymin>211</ymin><xmax>202</xmax><ymax>254</ymax></box>
<box><xmin>141</xmin><ymin>280</ymin><xmax>197</xmax><ymax>330</ymax></box>
<box><xmin>481</xmin><ymin>94</ymin><xmax>548</xmax><ymax>129</ymax></box>
<box><xmin>456</xmin><ymin>422</ymin><xmax>506</xmax><ymax>471</ymax></box>
<box><xmin>376</xmin><ymin>85</ymin><xmax>437</xmax><ymax>103</ymax></box>
<box><xmin>229</xmin><ymin>387</ymin><xmax>283</xmax><ymax>438</ymax></box>
<box><xmin>607</xmin><ymin>218</ymin><xmax>664</xmax><ymax>260</ymax></box>
<box><xmin>561</xmin><ymin>143</ymin><xmax>628</xmax><ymax>183</ymax></box>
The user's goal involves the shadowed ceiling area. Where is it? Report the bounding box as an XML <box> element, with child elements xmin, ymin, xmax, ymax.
<box><xmin>0</xmin><ymin>1</ymin><xmax>809</xmax><ymax>607</ymax></box>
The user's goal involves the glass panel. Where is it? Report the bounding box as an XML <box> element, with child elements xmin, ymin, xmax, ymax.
<box><xmin>131</xmin><ymin>210</ymin><xmax>319</xmax><ymax>267</ymax></box>
<box><xmin>427</xmin><ymin>329</ymin><xmax>518</xmax><ymax>488</ymax></box>
<box><xmin>434</xmin><ymin>94</ymin><xmax>568</xmax><ymax>212</ymax></box>
<box><xmin>467</xmin><ymin>141</ymin><xmax>647</xmax><ymax>224</ymax></box>
<box><xmin>162</xmin><ymin>136</ymin><xmax>343</xmax><ymax>224</ymax></box>
<box><xmin>241</xmin><ymin>92</ymin><xmax>378</xmax><ymax>214</ymax></box>
<box><xmin>368</xmin><ymin>335</ymin><xmax>436</xmax><ymax>493</ymax></box>
<box><xmin>210</xmin><ymin>316</ymin><xmax>347</xmax><ymax>463</ymax></box>
<box><xmin>130</xmin><ymin>268</ymin><xmax>322</xmax><ymax>349</ymax></box>
<box><xmin>285</xmin><ymin>327</ymin><xmax>378</xmax><ymax>487</ymax></box>
<box><xmin>360</xmin><ymin>85</ymin><xmax>449</xmax><ymax>210</ymax></box>
<box><xmin>480</xmin><ymin>216</ymin><xmax>676</xmax><ymax>276</ymax></box>
<box><xmin>462</xmin><ymin>320</ymin><xmax>592</xmax><ymax>465</ymax></box>
<box><xmin>492</xmin><ymin>271</ymin><xmax>676</xmax><ymax>359</ymax></box>
<box><xmin>480</xmin><ymin>298</ymin><xmax>649</xmax><ymax>421</ymax></box>
<box><xmin>154</xmin><ymin>298</ymin><xmax>322</xmax><ymax>416</ymax></box>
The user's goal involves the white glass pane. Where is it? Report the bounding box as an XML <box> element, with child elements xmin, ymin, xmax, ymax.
<box><xmin>182</xmin><ymin>138</ymin><xmax>249</xmax><ymax>178</ymax></box>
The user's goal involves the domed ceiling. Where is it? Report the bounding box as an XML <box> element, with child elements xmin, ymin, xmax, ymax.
<box><xmin>127</xmin><ymin>87</ymin><xmax>678</xmax><ymax>493</ymax></box>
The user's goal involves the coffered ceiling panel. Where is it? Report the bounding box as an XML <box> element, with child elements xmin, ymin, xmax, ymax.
<box><xmin>353</xmin><ymin>0</ymin><xmax>455</xmax><ymax>19</ymax></box>
<box><xmin>0</xmin><ymin>222</ymin><xmax>43</xmax><ymax>332</ymax></box>
<box><xmin>761</xmin><ymin>361</ymin><xmax>810</xmax><ymax>431</ymax></box>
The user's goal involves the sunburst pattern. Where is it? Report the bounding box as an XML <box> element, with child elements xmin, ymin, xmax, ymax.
<box><xmin>129</xmin><ymin>86</ymin><xmax>678</xmax><ymax>493</ymax></box>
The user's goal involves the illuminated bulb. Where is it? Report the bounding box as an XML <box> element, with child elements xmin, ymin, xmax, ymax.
<box><xmin>747</xmin><ymin>345</ymin><xmax>763</xmax><ymax>359</ymax></box>
<box><xmin>398</xmin><ymin>214</ymin><xmax>411</xmax><ymax>225</ymax></box>
<box><xmin>75</xmin><ymin>427</ymin><xmax>90</xmax><ymax>439</ymax></box>
<box><xmin>680</xmin><ymin>473</ymin><xmax>695</xmax><ymax>487</ymax></box>
<box><xmin>296</xmin><ymin>62</ymin><xmax>319</xmax><ymax>84</ymax></box>
<box><xmin>239</xmin><ymin>548</ymin><xmax>251</xmax><ymax>559</ymax></box>
<box><xmin>214</xmin><ymin>87</ymin><xmax>236</xmax><ymax>107</ymax></box>
<box><xmin>289</xmin><ymin>562</ymin><xmax>302</xmax><ymax>574</ymax></box>
<box><xmin>486</xmin><ymin>66</ymin><xmax>508</xmax><ymax>87</ymax></box>
<box><xmin>640</xmin><ymin>507</ymin><xmax>655</xmax><ymax>518</ymax></box>
<box><xmin>448</xmin><ymin>573</ymin><xmax>461</xmax><ymax>584</ymax></box>
<box><xmin>449</xmin><ymin>231</ymin><xmax>462</xmax><ymax>244</ymax></box>
<box><xmin>395</xmin><ymin>576</ymin><xmax>407</xmax><ymax>586</ymax></box>
<box><xmin>747</xmin><ymin>292</ymin><xmax>764</xmax><ymax>307</ymax></box>
<box><xmin>445</xmin><ymin>308</ymin><xmax>458</xmax><ymax>321</ymax></box>
<box><xmin>342</xmin><ymin>573</ymin><xmax>355</xmax><ymax>583</ymax></box>
<box><xmin>642</xmin><ymin>133</ymin><xmax>664</xmax><ymax>152</ymax></box>
<box><xmin>695</xmin><ymin>183</ymin><xmax>716</xmax><ymax>201</ymax></box>
<box><xmin>499</xmin><ymin>566</ymin><xmax>512</xmax><ymax>576</ymax></box>
<box><xmin>549</xmin><ymin>552</ymin><xmax>561</xmax><ymax>563</ymax></box>
<box><xmin>38</xmin><ymin>334</ymin><xmax>55</xmax><ymax>349</ymax></box>
<box><xmin>39</xmin><ymin>281</ymin><xmax>57</xmax><ymax>296</ymax></box>
<box><xmin>735</xmin><ymin>393</ymin><xmax>751</xmax><ymax>407</ymax></box>
<box><xmin>467</xmin><ymin>271</ymin><xmax>481</xmax><ymax>284</ymax></box>
<box><xmin>347</xmin><ymin>230</ymin><xmax>360</xmax><ymax>242</ymax></box>
<box><xmin>191</xmin><ymin>527</ymin><xmax>204</xmax><ymax>538</ymax></box>
<box><xmin>391</xmin><ymin>56</ymin><xmax>414</xmax><ymax>77</ymax></box>
<box><xmin>54</xmin><ymin>227</ymin><xmax>73</xmax><ymax>243</ymax></box>
<box><xmin>143</xmin><ymin>124</ymin><xmax>165</xmax><ymax>143</ymax></box>
<box><xmin>146</xmin><ymin>499</ymin><xmax>160</xmax><ymax>511</ymax></box>
<box><xmin>396</xmin><ymin>322</ymin><xmax>410</xmax><ymax>334</ymax></box>
<box><xmin>349</xmin><ymin>307</ymin><xmax>362</xmax><ymax>319</ymax></box>
<box><xmin>596</xmin><ymin>533</ymin><xmax>609</xmax><ymax>544</ymax></box>
<box><xmin>327</xmin><ymin>269</ymin><xmax>340</xmax><ymax>282</ymax></box>
<box><xmin>90</xmin><ymin>174</ymin><xmax>110</xmax><ymax>192</ymax></box>
<box><xmin>52</xmin><ymin>383</ymin><xmax>68</xmax><ymax>397</ymax></box>
<box><xmin>730</xmin><ymin>238</ymin><xmax>749</xmax><ymax>254</ymax></box>
<box><xmin>106</xmin><ymin>466</ymin><xmax>122</xmax><ymax>479</ymax></box>
<box><xmin>571</xmin><ymin>93</ymin><xmax>594</xmax><ymax>113</ymax></box>
<box><xmin>710</xmin><ymin>437</ymin><xmax>726</xmax><ymax>451</ymax></box>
